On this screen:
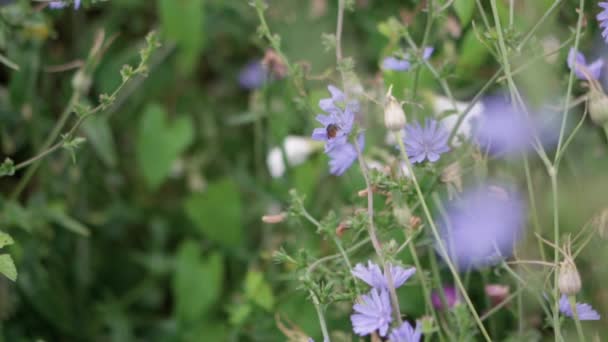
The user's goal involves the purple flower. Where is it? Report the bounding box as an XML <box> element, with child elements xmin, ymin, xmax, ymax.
<box><xmin>431</xmin><ymin>285</ymin><xmax>459</xmax><ymax>310</ymax></box>
<box><xmin>49</xmin><ymin>0</ymin><xmax>80</xmax><ymax>9</ymax></box>
<box><xmin>383</xmin><ymin>47</ymin><xmax>434</xmax><ymax>71</ymax></box>
<box><xmin>598</xmin><ymin>2</ymin><xmax>608</xmax><ymax>43</ymax></box>
<box><xmin>567</xmin><ymin>48</ymin><xmax>604</xmax><ymax>80</ymax></box>
<box><xmin>327</xmin><ymin>134</ymin><xmax>363</xmax><ymax>175</ymax></box>
<box><xmin>238</xmin><ymin>60</ymin><xmax>267</xmax><ymax>90</ymax></box>
<box><xmin>474</xmin><ymin>96</ymin><xmax>538</xmax><ymax>156</ymax></box>
<box><xmin>388</xmin><ymin>321</ymin><xmax>422</xmax><ymax>342</ymax></box>
<box><xmin>311</xmin><ymin>85</ymin><xmax>358</xmax><ymax>152</ymax></box>
<box><xmin>402</xmin><ymin>119</ymin><xmax>450</xmax><ymax>163</ymax></box>
<box><xmin>351</xmin><ymin>260</ymin><xmax>416</xmax><ymax>290</ymax></box>
<box><xmin>351</xmin><ymin>288</ymin><xmax>393</xmax><ymax>337</ymax></box>
<box><xmin>559</xmin><ymin>294</ymin><xmax>600</xmax><ymax>320</ymax></box>
<box><xmin>436</xmin><ymin>183</ymin><xmax>525</xmax><ymax>270</ymax></box>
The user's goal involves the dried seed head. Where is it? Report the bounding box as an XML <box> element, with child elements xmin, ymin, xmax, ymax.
<box><xmin>384</xmin><ymin>86</ymin><xmax>406</xmax><ymax>131</ymax></box>
<box><xmin>588</xmin><ymin>88</ymin><xmax>608</xmax><ymax>126</ymax></box>
<box><xmin>558</xmin><ymin>258</ymin><xmax>582</xmax><ymax>296</ymax></box>
<box><xmin>592</xmin><ymin>208</ymin><xmax>608</xmax><ymax>239</ymax></box>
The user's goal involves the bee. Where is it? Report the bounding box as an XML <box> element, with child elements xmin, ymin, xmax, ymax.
<box><xmin>326</xmin><ymin>123</ymin><xmax>340</xmax><ymax>139</ymax></box>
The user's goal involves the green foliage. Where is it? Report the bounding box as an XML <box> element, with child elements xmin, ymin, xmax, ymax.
<box><xmin>136</xmin><ymin>104</ymin><xmax>194</xmax><ymax>189</ymax></box>
<box><xmin>185</xmin><ymin>178</ymin><xmax>243</xmax><ymax>248</ymax></box>
<box><xmin>454</xmin><ymin>0</ymin><xmax>475</xmax><ymax>27</ymax></box>
<box><xmin>244</xmin><ymin>269</ymin><xmax>275</xmax><ymax>311</ymax></box>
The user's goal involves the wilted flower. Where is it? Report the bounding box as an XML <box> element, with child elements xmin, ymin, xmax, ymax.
<box><xmin>558</xmin><ymin>259</ymin><xmax>582</xmax><ymax>296</ymax></box>
<box><xmin>567</xmin><ymin>48</ymin><xmax>604</xmax><ymax>81</ymax></box>
<box><xmin>266</xmin><ymin>136</ymin><xmax>320</xmax><ymax>178</ymax></box>
<box><xmin>49</xmin><ymin>0</ymin><xmax>81</xmax><ymax>9</ymax></box>
<box><xmin>431</xmin><ymin>285</ymin><xmax>459</xmax><ymax>310</ymax></box>
<box><xmin>383</xmin><ymin>47</ymin><xmax>434</xmax><ymax>71</ymax></box>
<box><xmin>436</xmin><ymin>183</ymin><xmax>525</xmax><ymax>270</ymax></box>
<box><xmin>351</xmin><ymin>260</ymin><xmax>416</xmax><ymax>290</ymax></box>
<box><xmin>402</xmin><ymin>119</ymin><xmax>450</xmax><ymax>163</ymax></box>
<box><xmin>327</xmin><ymin>134</ymin><xmax>363</xmax><ymax>175</ymax></box>
<box><xmin>388</xmin><ymin>320</ymin><xmax>422</xmax><ymax>342</ymax></box>
<box><xmin>588</xmin><ymin>87</ymin><xmax>608</xmax><ymax>126</ymax></box>
<box><xmin>384</xmin><ymin>89</ymin><xmax>407</xmax><ymax>131</ymax></box>
<box><xmin>238</xmin><ymin>60</ymin><xmax>267</xmax><ymax>90</ymax></box>
<box><xmin>474</xmin><ymin>96</ymin><xmax>538</xmax><ymax>156</ymax></box>
<box><xmin>598</xmin><ymin>2</ymin><xmax>608</xmax><ymax>44</ymax></box>
<box><xmin>351</xmin><ymin>288</ymin><xmax>393</xmax><ymax>337</ymax></box>
<box><xmin>311</xmin><ymin>85</ymin><xmax>358</xmax><ymax>152</ymax></box>
<box><xmin>559</xmin><ymin>294</ymin><xmax>600</xmax><ymax>320</ymax></box>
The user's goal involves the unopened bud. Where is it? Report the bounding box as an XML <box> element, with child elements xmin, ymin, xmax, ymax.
<box><xmin>588</xmin><ymin>88</ymin><xmax>608</xmax><ymax>126</ymax></box>
<box><xmin>592</xmin><ymin>208</ymin><xmax>608</xmax><ymax>239</ymax></box>
<box><xmin>262</xmin><ymin>213</ymin><xmax>287</xmax><ymax>224</ymax></box>
<box><xmin>558</xmin><ymin>259</ymin><xmax>581</xmax><ymax>296</ymax></box>
<box><xmin>72</xmin><ymin>70</ymin><xmax>92</xmax><ymax>94</ymax></box>
<box><xmin>409</xmin><ymin>216</ymin><xmax>422</xmax><ymax>230</ymax></box>
<box><xmin>336</xmin><ymin>221</ymin><xmax>350</xmax><ymax>237</ymax></box>
<box><xmin>384</xmin><ymin>87</ymin><xmax>406</xmax><ymax>131</ymax></box>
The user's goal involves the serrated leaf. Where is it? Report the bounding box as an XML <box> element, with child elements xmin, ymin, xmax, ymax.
<box><xmin>0</xmin><ymin>254</ymin><xmax>17</xmax><ymax>281</ymax></box>
<box><xmin>185</xmin><ymin>178</ymin><xmax>242</xmax><ymax>247</ymax></box>
<box><xmin>158</xmin><ymin>0</ymin><xmax>205</xmax><ymax>72</ymax></box>
<box><xmin>173</xmin><ymin>241</ymin><xmax>223</xmax><ymax>323</ymax></box>
<box><xmin>136</xmin><ymin>104</ymin><xmax>194</xmax><ymax>189</ymax></box>
<box><xmin>454</xmin><ymin>0</ymin><xmax>475</xmax><ymax>27</ymax></box>
<box><xmin>244</xmin><ymin>270</ymin><xmax>274</xmax><ymax>311</ymax></box>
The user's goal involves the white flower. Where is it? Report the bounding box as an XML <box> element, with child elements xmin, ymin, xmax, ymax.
<box><xmin>434</xmin><ymin>96</ymin><xmax>484</xmax><ymax>146</ymax></box>
<box><xmin>266</xmin><ymin>136</ymin><xmax>320</xmax><ymax>178</ymax></box>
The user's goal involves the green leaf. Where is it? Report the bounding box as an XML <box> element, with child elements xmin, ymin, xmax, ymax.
<box><xmin>46</xmin><ymin>204</ymin><xmax>91</xmax><ymax>237</ymax></box>
<box><xmin>244</xmin><ymin>270</ymin><xmax>274</xmax><ymax>311</ymax></box>
<box><xmin>158</xmin><ymin>0</ymin><xmax>205</xmax><ymax>72</ymax></box>
<box><xmin>185</xmin><ymin>178</ymin><xmax>242</xmax><ymax>247</ymax></box>
<box><xmin>173</xmin><ymin>241</ymin><xmax>223</xmax><ymax>323</ymax></box>
<box><xmin>82</xmin><ymin>115</ymin><xmax>118</xmax><ymax>167</ymax></box>
<box><xmin>455</xmin><ymin>29</ymin><xmax>489</xmax><ymax>78</ymax></box>
<box><xmin>0</xmin><ymin>254</ymin><xmax>17</xmax><ymax>281</ymax></box>
<box><xmin>454</xmin><ymin>0</ymin><xmax>475</xmax><ymax>27</ymax></box>
<box><xmin>136</xmin><ymin>104</ymin><xmax>194</xmax><ymax>189</ymax></box>
<box><xmin>0</xmin><ymin>231</ymin><xmax>14</xmax><ymax>249</ymax></box>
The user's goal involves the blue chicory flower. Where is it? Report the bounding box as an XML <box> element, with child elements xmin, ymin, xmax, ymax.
<box><xmin>327</xmin><ymin>134</ymin><xmax>363</xmax><ymax>176</ymax></box>
<box><xmin>598</xmin><ymin>2</ymin><xmax>608</xmax><ymax>44</ymax></box>
<box><xmin>383</xmin><ymin>47</ymin><xmax>434</xmax><ymax>71</ymax></box>
<box><xmin>311</xmin><ymin>85</ymin><xmax>358</xmax><ymax>152</ymax></box>
<box><xmin>567</xmin><ymin>48</ymin><xmax>604</xmax><ymax>80</ymax></box>
<box><xmin>351</xmin><ymin>260</ymin><xmax>416</xmax><ymax>290</ymax></box>
<box><xmin>388</xmin><ymin>321</ymin><xmax>422</xmax><ymax>342</ymax></box>
<box><xmin>351</xmin><ymin>288</ymin><xmax>393</xmax><ymax>337</ymax></box>
<box><xmin>238</xmin><ymin>60</ymin><xmax>267</xmax><ymax>90</ymax></box>
<box><xmin>49</xmin><ymin>0</ymin><xmax>80</xmax><ymax>9</ymax></box>
<box><xmin>436</xmin><ymin>183</ymin><xmax>526</xmax><ymax>270</ymax></box>
<box><xmin>402</xmin><ymin>118</ymin><xmax>450</xmax><ymax>163</ymax></box>
<box><xmin>559</xmin><ymin>294</ymin><xmax>601</xmax><ymax>320</ymax></box>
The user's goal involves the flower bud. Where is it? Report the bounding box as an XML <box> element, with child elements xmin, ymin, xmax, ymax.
<box><xmin>71</xmin><ymin>69</ymin><xmax>92</xmax><ymax>94</ymax></box>
<box><xmin>558</xmin><ymin>259</ymin><xmax>581</xmax><ymax>296</ymax></box>
<box><xmin>384</xmin><ymin>88</ymin><xmax>406</xmax><ymax>131</ymax></box>
<box><xmin>262</xmin><ymin>213</ymin><xmax>287</xmax><ymax>224</ymax></box>
<box><xmin>588</xmin><ymin>88</ymin><xmax>608</xmax><ymax>126</ymax></box>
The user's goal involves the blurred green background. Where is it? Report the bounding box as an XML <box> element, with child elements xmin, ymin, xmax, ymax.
<box><xmin>0</xmin><ymin>0</ymin><xmax>607</xmax><ymax>340</ymax></box>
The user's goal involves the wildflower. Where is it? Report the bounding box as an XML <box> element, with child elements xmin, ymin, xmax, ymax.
<box><xmin>238</xmin><ymin>60</ymin><xmax>267</xmax><ymax>90</ymax></box>
<box><xmin>383</xmin><ymin>47</ymin><xmax>434</xmax><ymax>71</ymax></box>
<box><xmin>567</xmin><ymin>48</ymin><xmax>604</xmax><ymax>81</ymax></box>
<box><xmin>559</xmin><ymin>294</ymin><xmax>600</xmax><ymax>320</ymax></box>
<box><xmin>436</xmin><ymin>183</ymin><xmax>525</xmax><ymax>270</ymax></box>
<box><xmin>485</xmin><ymin>284</ymin><xmax>510</xmax><ymax>307</ymax></box>
<box><xmin>49</xmin><ymin>0</ymin><xmax>81</xmax><ymax>9</ymax></box>
<box><xmin>327</xmin><ymin>134</ymin><xmax>363</xmax><ymax>175</ymax></box>
<box><xmin>311</xmin><ymin>85</ymin><xmax>358</xmax><ymax>152</ymax></box>
<box><xmin>402</xmin><ymin>119</ymin><xmax>450</xmax><ymax>163</ymax></box>
<box><xmin>388</xmin><ymin>321</ymin><xmax>422</xmax><ymax>342</ymax></box>
<box><xmin>266</xmin><ymin>136</ymin><xmax>319</xmax><ymax>178</ymax></box>
<box><xmin>351</xmin><ymin>260</ymin><xmax>416</xmax><ymax>290</ymax></box>
<box><xmin>474</xmin><ymin>96</ymin><xmax>537</xmax><ymax>156</ymax></box>
<box><xmin>351</xmin><ymin>288</ymin><xmax>393</xmax><ymax>337</ymax></box>
<box><xmin>431</xmin><ymin>285</ymin><xmax>459</xmax><ymax>310</ymax></box>
<box><xmin>598</xmin><ymin>2</ymin><xmax>608</xmax><ymax>44</ymax></box>
<box><xmin>384</xmin><ymin>89</ymin><xmax>406</xmax><ymax>132</ymax></box>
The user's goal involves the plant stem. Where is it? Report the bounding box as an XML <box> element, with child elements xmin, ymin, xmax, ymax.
<box><xmin>395</xmin><ymin>131</ymin><xmax>491</xmax><ymax>342</ymax></box>
<box><xmin>568</xmin><ymin>295</ymin><xmax>586</xmax><ymax>342</ymax></box>
<box><xmin>411</xmin><ymin>0</ymin><xmax>434</xmax><ymax>102</ymax></box>
<box><xmin>311</xmin><ymin>291</ymin><xmax>331</xmax><ymax>342</ymax></box>
<box><xmin>336</xmin><ymin>0</ymin><xmax>344</xmax><ymax>62</ymax></box>
<box><xmin>550</xmin><ymin>168</ymin><xmax>563</xmax><ymax>341</ymax></box>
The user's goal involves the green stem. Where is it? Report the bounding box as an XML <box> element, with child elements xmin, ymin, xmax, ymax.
<box><xmin>411</xmin><ymin>0</ymin><xmax>434</xmax><ymax>103</ymax></box>
<box><xmin>568</xmin><ymin>295</ymin><xmax>586</xmax><ymax>342</ymax></box>
<box><xmin>395</xmin><ymin>132</ymin><xmax>491</xmax><ymax>342</ymax></box>
<box><xmin>550</xmin><ymin>169</ymin><xmax>563</xmax><ymax>341</ymax></box>
<box><xmin>523</xmin><ymin>155</ymin><xmax>546</xmax><ymax>261</ymax></box>
<box><xmin>311</xmin><ymin>291</ymin><xmax>331</xmax><ymax>342</ymax></box>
